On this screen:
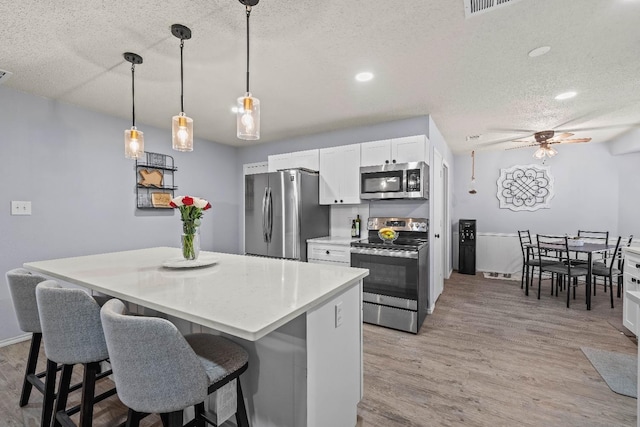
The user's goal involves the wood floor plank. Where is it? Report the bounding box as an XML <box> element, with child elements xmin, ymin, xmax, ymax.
<box><xmin>0</xmin><ymin>272</ymin><xmax>636</xmax><ymax>426</ymax></box>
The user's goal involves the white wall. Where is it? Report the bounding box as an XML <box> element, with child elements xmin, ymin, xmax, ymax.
<box><xmin>451</xmin><ymin>142</ymin><xmax>640</xmax><ymax>270</ymax></box>
<box><xmin>0</xmin><ymin>86</ymin><xmax>240</xmax><ymax>341</ymax></box>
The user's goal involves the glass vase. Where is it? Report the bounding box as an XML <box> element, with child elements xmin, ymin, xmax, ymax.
<box><xmin>181</xmin><ymin>221</ymin><xmax>200</xmax><ymax>260</ymax></box>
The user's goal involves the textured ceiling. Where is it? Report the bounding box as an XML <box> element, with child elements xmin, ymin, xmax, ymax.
<box><xmin>2</xmin><ymin>0</ymin><xmax>639</xmax><ymax>153</ymax></box>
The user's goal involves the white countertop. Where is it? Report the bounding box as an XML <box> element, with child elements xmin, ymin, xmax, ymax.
<box><xmin>626</xmin><ymin>290</ymin><xmax>640</xmax><ymax>306</ymax></box>
<box><xmin>624</xmin><ymin>246</ymin><xmax>640</xmax><ymax>256</ymax></box>
<box><xmin>307</xmin><ymin>236</ymin><xmax>362</xmax><ymax>245</ymax></box>
<box><xmin>24</xmin><ymin>247</ymin><xmax>368</xmax><ymax>341</ymax></box>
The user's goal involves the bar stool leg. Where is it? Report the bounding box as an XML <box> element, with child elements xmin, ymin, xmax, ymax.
<box><xmin>236</xmin><ymin>379</ymin><xmax>250</xmax><ymax>427</ymax></box>
<box><xmin>42</xmin><ymin>359</ymin><xmax>58</xmax><ymax>427</ymax></box>
<box><xmin>79</xmin><ymin>361</ymin><xmax>100</xmax><ymax>427</ymax></box>
<box><xmin>19</xmin><ymin>332</ymin><xmax>42</xmax><ymax>406</ymax></box>
<box><xmin>126</xmin><ymin>408</ymin><xmax>143</xmax><ymax>427</ymax></box>
<box><xmin>53</xmin><ymin>364</ymin><xmax>74</xmax><ymax>427</ymax></box>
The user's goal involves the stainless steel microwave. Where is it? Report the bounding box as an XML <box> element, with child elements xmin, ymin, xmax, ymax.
<box><xmin>360</xmin><ymin>161</ymin><xmax>428</xmax><ymax>200</ymax></box>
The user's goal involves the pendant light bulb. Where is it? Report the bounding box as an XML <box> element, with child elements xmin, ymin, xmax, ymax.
<box><xmin>237</xmin><ymin>1</ymin><xmax>260</xmax><ymax>140</ymax></box>
<box><xmin>123</xmin><ymin>52</ymin><xmax>144</xmax><ymax>159</ymax></box>
<box><xmin>171</xmin><ymin>24</ymin><xmax>194</xmax><ymax>152</ymax></box>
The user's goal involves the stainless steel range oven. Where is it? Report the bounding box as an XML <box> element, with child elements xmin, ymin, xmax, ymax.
<box><xmin>350</xmin><ymin>217</ymin><xmax>429</xmax><ymax>334</ymax></box>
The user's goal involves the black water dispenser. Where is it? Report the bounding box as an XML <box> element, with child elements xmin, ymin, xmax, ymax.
<box><xmin>459</xmin><ymin>219</ymin><xmax>476</xmax><ymax>275</ymax></box>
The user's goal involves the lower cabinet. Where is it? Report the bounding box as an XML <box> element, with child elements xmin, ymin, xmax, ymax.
<box><xmin>623</xmin><ymin>248</ymin><xmax>640</xmax><ymax>335</ymax></box>
<box><xmin>307</xmin><ymin>242</ymin><xmax>352</xmax><ymax>267</ymax></box>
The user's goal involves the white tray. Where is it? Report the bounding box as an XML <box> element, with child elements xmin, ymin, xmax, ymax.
<box><xmin>162</xmin><ymin>255</ymin><xmax>218</xmax><ymax>269</ymax></box>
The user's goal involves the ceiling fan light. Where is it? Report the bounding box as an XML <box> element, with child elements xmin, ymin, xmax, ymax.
<box><xmin>547</xmin><ymin>146</ymin><xmax>558</xmax><ymax>157</ymax></box>
<box><xmin>533</xmin><ymin>148</ymin><xmax>546</xmax><ymax>159</ymax></box>
<box><xmin>172</xmin><ymin>112</ymin><xmax>193</xmax><ymax>152</ymax></box>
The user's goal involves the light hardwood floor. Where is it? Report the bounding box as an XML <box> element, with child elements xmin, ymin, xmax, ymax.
<box><xmin>0</xmin><ymin>272</ymin><xmax>636</xmax><ymax>426</ymax></box>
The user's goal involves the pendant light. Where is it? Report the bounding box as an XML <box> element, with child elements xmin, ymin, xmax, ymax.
<box><xmin>237</xmin><ymin>0</ymin><xmax>260</xmax><ymax>140</ymax></box>
<box><xmin>123</xmin><ymin>52</ymin><xmax>144</xmax><ymax>159</ymax></box>
<box><xmin>468</xmin><ymin>150</ymin><xmax>477</xmax><ymax>194</ymax></box>
<box><xmin>171</xmin><ymin>24</ymin><xmax>194</xmax><ymax>152</ymax></box>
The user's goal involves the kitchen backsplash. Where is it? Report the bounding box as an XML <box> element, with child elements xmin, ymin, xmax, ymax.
<box><xmin>330</xmin><ymin>205</ymin><xmax>370</xmax><ymax>237</ymax></box>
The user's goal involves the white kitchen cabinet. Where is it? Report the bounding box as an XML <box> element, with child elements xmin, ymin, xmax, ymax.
<box><xmin>307</xmin><ymin>239</ymin><xmax>354</xmax><ymax>266</ymax></box>
<box><xmin>360</xmin><ymin>135</ymin><xmax>430</xmax><ymax>166</ymax></box>
<box><xmin>623</xmin><ymin>247</ymin><xmax>640</xmax><ymax>335</ymax></box>
<box><xmin>268</xmin><ymin>149</ymin><xmax>319</xmax><ymax>172</ymax></box>
<box><xmin>319</xmin><ymin>143</ymin><xmax>361</xmax><ymax>205</ymax></box>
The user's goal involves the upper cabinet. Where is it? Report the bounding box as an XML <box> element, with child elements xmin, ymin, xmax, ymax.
<box><xmin>319</xmin><ymin>144</ymin><xmax>361</xmax><ymax>205</ymax></box>
<box><xmin>268</xmin><ymin>149</ymin><xmax>319</xmax><ymax>172</ymax></box>
<box><xmin>360</xmin><ymin>135</ymin><xmax>430</xmax><ymax>167</ymax></box>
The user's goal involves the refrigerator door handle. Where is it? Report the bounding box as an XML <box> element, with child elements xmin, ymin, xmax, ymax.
<box><xmin>267</xmin><ymin>187</ymin><xmax>273</xmax><ymax>243</ymax></box>
<box><xmin>262</xmin><ymin>187</ymin><xmax>269</xmax><ymax>242</ymax></box>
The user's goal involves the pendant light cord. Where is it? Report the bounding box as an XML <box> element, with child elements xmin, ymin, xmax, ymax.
<box><xmin>471</xmin><ymin>150</ymin><xmax>475</xmax><ymax>180</ymax></box>
<box><xmin>180</xmin><ymin>39</ymin><xmax>185</xmax><ymax>113</ymax></box>
<box><xmin>131</xmin><ymin>64</ymin><xmax>136</xmax><ymax>128</ymax></box>
<box><xmin>245</xmin><ymin>6</ymin><xmax>251</xmax><ymax>93</ymax></box>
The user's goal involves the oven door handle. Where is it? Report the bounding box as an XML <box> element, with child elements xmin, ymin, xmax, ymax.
<box><xmin>351</xmin><ymin>247</ymin><xmax>419</xmax><ymax>259</ymax></box>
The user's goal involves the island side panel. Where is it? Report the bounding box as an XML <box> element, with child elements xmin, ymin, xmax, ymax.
<box><xmin>306</xmin><ymin>281</ymin><xmax>362</xmax><ymax>427</ymax></box>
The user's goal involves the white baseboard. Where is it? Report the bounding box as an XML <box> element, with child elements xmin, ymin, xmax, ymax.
<box><xmin>0</xmin><ymin>333</ymin><xmax>31</xmax><ymax>348</ymax></box>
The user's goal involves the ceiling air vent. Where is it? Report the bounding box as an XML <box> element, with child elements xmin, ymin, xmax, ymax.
<box><xmin>0</xmin><ymin>69</ymin><xmax>13</xmax><ymax>85</ymax></box>
<box><xmin>464</xmin><ymin>0</ymin><xmax>524</xmax><ymax>18</ymax></box>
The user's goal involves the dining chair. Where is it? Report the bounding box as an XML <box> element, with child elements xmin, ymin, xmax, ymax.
<box><xmin>591</xmin><ymin>236</ymin><xmax>622</xmax><ymax>308</ymax></box>
<box><xmin>576</xmin><ymin>230</ymin><xmax>610</xmax><ymax>265</ymax></box>
<box><xmin>517</xmin><ymin>230</ymin><xmax>557</xmax><ymax>290</ymax></box>
<box><xmin>536</xmin><ymin>235</ymin><xmax>589</xmax><ymax>308</ymax></box>
<box><xmin>100</xmin><ymin>298</ymin><xmax>250</xmax><ymax>427</ymax></box>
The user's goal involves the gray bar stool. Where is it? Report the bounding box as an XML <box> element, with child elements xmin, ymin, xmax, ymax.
<box><xmin>6</xmin><ymin>268</ymin><xmax>60</xmax><ymax>427</ymax></box>
<box><xmin>36</xmin><ymin>280</ymin><xmax>117</xmax><ymax>427</ymax></box>
<box><xmin>100</xmin><ymin>298</ymin><xmax>250</xmax><ymax>427</ymax></box>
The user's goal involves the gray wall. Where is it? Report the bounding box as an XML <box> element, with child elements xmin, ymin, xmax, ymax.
<box><xmin>0</xmin><ymin>86</ymin><xmax>240</xmax><ymax>341</ymax></box>
<box><xmin>452</xmin><ymin>141</ymin><xmax>640</xmax><ymax>238</ymax></box>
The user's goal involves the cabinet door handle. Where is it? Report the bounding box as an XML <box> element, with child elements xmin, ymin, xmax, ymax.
<box><xmin>385</xmin><ymin>160</ymin><xmax>389</xmax><ymax>164</ymax></box>
<box><xmin>435</xmin><ymin>234</ymin><xmax>440</xmax><ymax>238</ymax></box>
<box><xmin>334</xmin><ymin>200</ymin><xmax>338</xmax><ymax>203</ymax></box>
<box><xmin>636</xmin><ymin>263</ymin><xmax>640</xmax><ymax>269</ymax></box>
<box><xmin>326</xmin><ymin>250</ymin><xmax>330</xmax><ymax>255</ymax></box>
<box><xmin>392</xmin><ymin>159</ymin><xmax>396</xmax><ymax>163</ymax></box>
<box><xmin>633</xmin><ymin>278</ymin><xmax>638</xmax><ymax>283</ymax></box>
<box><xmin>340</xmin><ymin>199</ymin><xmax>343</xmax><ymax>203</ymax></box>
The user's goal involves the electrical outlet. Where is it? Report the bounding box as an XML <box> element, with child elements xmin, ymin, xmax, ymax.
<box><xmin>11</xmin><ymin>201</ymin><xmax>32</xmax><ymax>216</ymax></box>
<box><xmin>335</xmin><ymin>302</ymin><xmax>343</xmax><ymax>328</ymax></box>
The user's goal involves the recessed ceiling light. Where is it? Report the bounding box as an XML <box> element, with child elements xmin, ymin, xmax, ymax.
<box><xmin>555</xmin><ymin>91</ymin><xmax>577</xmax><ymax>100</ymax></box>
<box><xmin>528</xmin><ymin>46</ymin><xmax>551</xmax><ymax>58</ymax></box>
<box><xmin>355</xmin><ymin>72</ymin><xmax>374</xmax><ymax>82</ymax></box>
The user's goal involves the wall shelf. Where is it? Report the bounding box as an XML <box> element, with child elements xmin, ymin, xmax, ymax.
<box><xmin>135</xmin><ymin>152</ymin><xmax>177</xmax><ymax>209</ymax></box>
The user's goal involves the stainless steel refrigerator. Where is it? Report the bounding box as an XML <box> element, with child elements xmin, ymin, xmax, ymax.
<box><xmin>245</xmin><ymin>169</ymin><xmax>329</xmax><ymax>261</ymax></box>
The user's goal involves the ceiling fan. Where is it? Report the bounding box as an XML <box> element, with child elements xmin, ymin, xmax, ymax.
<box><xmin>508</xmin><ymin>130</ymin><xmax>592</xmax><ymax>159</ymax></box>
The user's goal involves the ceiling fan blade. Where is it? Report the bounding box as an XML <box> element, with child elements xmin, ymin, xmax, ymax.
<box><xmin>505</xmin><ymin>143</ymin><xmax>538</xmax><ymax>150</ymax></box>
<box><xmin>555</xmin><ymin>132</ymin><xmax>574</xmax><ymax>139</ymax></box>
<box><xmin>488</xmin><ymin>128</ymin><xmax>539</xmax><ymax>134</ymax></box>
<box><xmin>558</xmin><ymin>138</ymin><xmax>592</xmax><ymax>144</ymax></box>
<box><xmin>555</xmin><ymin>123</ymin><xmax>640</xmax><ymax>133</ymax></box>
<box><xmin>475</xmin><ymin>133</ymin><xmax>536</xmax><ymax>147</ymax></box>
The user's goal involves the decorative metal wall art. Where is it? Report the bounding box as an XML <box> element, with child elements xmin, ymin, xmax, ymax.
<box><xmin>496</xmin><ymin>164</ymin><xmax>554</xmax><ymax>211</ymax></box>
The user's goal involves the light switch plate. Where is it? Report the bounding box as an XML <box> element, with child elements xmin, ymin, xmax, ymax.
<box><xmin>11</xmin><ymin>201</ymin><xmax>32</xmax><ymax>215</ymax></box>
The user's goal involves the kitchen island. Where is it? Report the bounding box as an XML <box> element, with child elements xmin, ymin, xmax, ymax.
<box><xmin>25</xmin><ymin>247</ymin><xmax>368</xmax><ymax>427</ymax></box>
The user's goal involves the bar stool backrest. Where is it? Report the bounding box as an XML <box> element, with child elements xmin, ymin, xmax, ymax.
<box><xmin>35</xmin><ymin>280</ymin><xmax>109</xmax><ymax>365</ymax></box>
<box><xmin>100</xmin><ymin>299</ymin><xmax>208</xmax><ymax>414</ymax></box>
<box><xmin>6</xmin><ymin>268</ymin><xmax>47</xmax><ymax>333</ymax></box>
<box><xmin>577</xmin><ymin>230</ymin><xmax>609</xmax><ymax>245</ymax></box>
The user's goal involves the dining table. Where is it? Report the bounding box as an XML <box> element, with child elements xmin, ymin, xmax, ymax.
<box><xmin>524</xmin><ymin>240</ymin><xmax>615</xmax><ymax>310</ymax></box>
